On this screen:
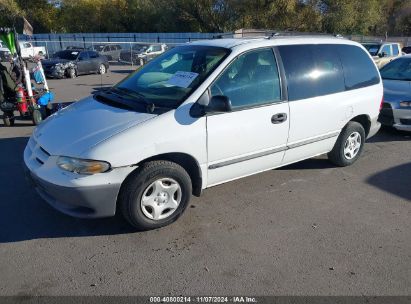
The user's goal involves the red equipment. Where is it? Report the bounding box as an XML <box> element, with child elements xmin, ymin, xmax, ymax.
<box><xmin>16</xmin><ymin>85</ymin><xmax>28</xmax><ymax>114</ymax></box>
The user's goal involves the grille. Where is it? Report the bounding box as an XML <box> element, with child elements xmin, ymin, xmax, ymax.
<box><xmin>400</xmin><ymin>119</ymin><xmax>411</xmax><ymax>125</ymax></box>
<box><xmin>27</xmin><ymin>137</ymin><xmax>50</xmax><ymax>167</ymax></box>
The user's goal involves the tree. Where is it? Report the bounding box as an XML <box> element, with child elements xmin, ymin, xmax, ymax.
<box><xmin>0</xmin><ymin>0</ymin><xmax>24</xmax><ymax>27</ymax></box>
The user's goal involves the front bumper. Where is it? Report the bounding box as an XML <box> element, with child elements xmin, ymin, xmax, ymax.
<box><xmin>379</xmin><ymin>103</ymin><xmax>411</xmax><ymax>131</ymax></box>
<box><xmin>24</xmin><ymin>136</ymin><xmax>135</xmax><ymax>218</ymax></box>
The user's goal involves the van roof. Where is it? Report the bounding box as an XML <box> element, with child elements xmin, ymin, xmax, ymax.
<box><xmin>188</xmin><ymin>37</ymin><xmax>360</xmax><ymax>50</ymax></box>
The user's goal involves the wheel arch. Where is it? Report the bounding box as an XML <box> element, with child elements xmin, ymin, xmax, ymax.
<box><xmin>350</xmin><ymin>114</ymin><xmax>371</xmax><ymax>137</ymax></box>
<box><xmin>126</xmin><ymin>152</ymin><xmax>203</xmax><ymax>197</ymax></box>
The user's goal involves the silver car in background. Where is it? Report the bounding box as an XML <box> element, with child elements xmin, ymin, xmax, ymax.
<box><xmin>379</xmin><ymin>55</ymin><xmax>411</xmax><ymax>131</ymax></box>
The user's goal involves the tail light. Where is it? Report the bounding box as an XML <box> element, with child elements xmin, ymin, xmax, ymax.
<box><xmin>379</xmin><ymin>95</ymin><xmax>384</xmax><ymax>112</ymax></box>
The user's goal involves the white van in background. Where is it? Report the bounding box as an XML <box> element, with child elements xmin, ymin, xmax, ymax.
<box><xmin>24</xmin><ymin>36</ymin><xmax>382</xmax><ymax>230</ymax></box>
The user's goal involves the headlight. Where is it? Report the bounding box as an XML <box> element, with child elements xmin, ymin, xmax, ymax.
<box><xmin>400</xmin><ymin>101</ymin><xmax>411</xmax><ymax>108</ymax></box>
<box><xmin>57</xmin><ymin>156</ymin><xmax>111</xmax><ymax>175</ymax></box>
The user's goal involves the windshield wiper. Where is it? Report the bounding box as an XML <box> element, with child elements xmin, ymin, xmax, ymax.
<box><xmin>94</xmin><ymin>92</ymin><xmax>135</xmax><ymax>111</ymax></box>
<box><xmin>111</xmin><ymin>87</ymin><xmax>173</xmax><ymax>113</ymax></box>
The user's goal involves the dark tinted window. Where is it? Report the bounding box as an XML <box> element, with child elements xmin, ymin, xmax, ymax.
<box><xmin>278</xmin><ymin>45</ymin><xmax>345</xmax><ymax>100</ymax></box>
<box><xmin>362</xmin><ymin>44</ymin><xmax>380</xmax><ymax>56</ymax></box>
<box><xmin>337</xmin><ymin>44</ymin><xmax>380</xmax><ymax>90</ymax></box>
<box><xmin>89</xmin><ymin>51</ymin><xmax>99</xmax><ymax>58</ymax></box>
<box><xmin>210</xmin><ymin>48</ymin><xmax>281</xmax><ymax>109</ymax></box>
<box><xmin>78</xmin><ymin>51</ymin><xmax>89</xmax><ymax>60</ymax></box>
<box><xmin>279</xmin><ymin>44</ymin><xmax>380</xmax><ymax>100</ymax></box>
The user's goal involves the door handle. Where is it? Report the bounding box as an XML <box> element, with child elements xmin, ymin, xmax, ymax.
<box><xmin>271</xmin><ymin>113</ymin><xmax>287</xmax><ymax>124</ymax></box>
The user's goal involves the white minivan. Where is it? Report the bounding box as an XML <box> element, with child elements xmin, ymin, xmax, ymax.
<box><xmin>24</xmin><ymin>37</ymin><xmax>382</xmax><ymax>230</ymax></box>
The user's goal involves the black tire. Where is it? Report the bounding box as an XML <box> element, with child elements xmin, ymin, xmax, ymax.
<box><xmin>118</xmin><ymin>160</ymin><xmax>192</xmax><ymax>231</ymax></box>
<box><xmin>32</xmin><ymin>109</ymin><xmax>43</xmax><ymax>126</ymax></box>
<box><xmin>67</xmin><ymin>68</ymin><xmax>76</xmax><ymax>79</ymax></box>
<box><xmin>3</xmin><ymin>113</ymin><xmax>14</xmax><ymax>127</ymax></box>
<box><xmin>328</xmin><ymin>121</ymin><xmax>365</xmax><ymax>167</ymax></box>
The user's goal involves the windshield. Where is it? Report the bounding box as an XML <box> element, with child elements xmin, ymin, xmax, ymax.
<box><xmin>132</xmin><ymin>44</ymin><xmax>149</xmax><ymax>52</ymax></box>
<box><xmin>112</xmin><ymin>45</ymin><xmax>230</xmax><ymax>109</ymax></box>
<box><xmin>92</xmin><ymin>45</ymin><xmax>105</xmax><ymax>52</ymax></box>
<box><xmin>380</xmin><ymin>57</ymin><xmax>411</xmax><ymax>81</ymax></box>
<box><xmin>363</xmin><ymin>44</ymin><xmax>381</xmax><ymax>56</ymax></box>
<box><xmin>53</xmin><ymin>50</ymin><xmax>79</xmax><ymax>60</ymax></box>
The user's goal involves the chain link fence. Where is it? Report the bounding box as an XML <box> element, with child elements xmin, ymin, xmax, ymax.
<box><xmin>8</xmin><ymin>32</ymin><xmax>411</xmax><ymax>65</ymax></box>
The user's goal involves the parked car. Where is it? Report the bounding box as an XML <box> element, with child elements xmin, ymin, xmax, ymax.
<box><xmin>91</xmin><ymin>44</ymin><xmax>122</xmax><ymax>61</ymax></box>
<box><xmin>25</xmin><ymin>37</ymin><xmax>382</xmax><ymax>230</ymax></box>
<box><xmin>0</xmin><ymin>42</ymin><xmax>11</xmax><ymax>61</ymax></box>
<box><xmin>362</xmin><ymin>42</ymin><xmax>402</xmax><ymax>68</ymax></box>
<box><xmin>19</xmin><ymin>41</ymin><xmax>47</xmax><ymax>59</ymax></box>
<box><xmin>379</xmin><ymin>55</ymin><xmax>411</xmax><ymax>132</ymax></box>
<box><xmin>119</xmin><ymin>44</ymin><xmax>150</xmax><ymax>64</ymax></box>
<box><xmin>402</xmin><ymin>46</ymin><xmax>411</xmax><ymax>54</ymax></box>
<box><xmin>137</xmin><ymin>44</ymin><xmax>168</xmax><ymax>65</ymax></box>
<box><xmin>42</xmin><ymin>49</ymin><xmax>109</xmax><ymax>78</ymax></box>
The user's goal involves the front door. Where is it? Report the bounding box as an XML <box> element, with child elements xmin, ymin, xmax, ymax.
<box><xmin>77</xmin><ymin>51</ymin><xmax>91</xmax><ymax>74</ymax></box>
<box><xmin>206</xmin><ymin>48</ymin><xmax>289</xmax><ymax>186</ymax></box>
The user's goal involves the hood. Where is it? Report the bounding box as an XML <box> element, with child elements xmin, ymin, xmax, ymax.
<box><xmin>42</xmin><ymin>58</ymin><xmax>71</xmax><ymax>66</ymax></box>
<box><xmin>383</xmin><ymin>79</ymin><xmax>411</xmax><ymax>102</ymax></box>
<box><xmin>33</xmin><ymin>96</ymin><xmax>156</xmax><ymax>157</ymax></box>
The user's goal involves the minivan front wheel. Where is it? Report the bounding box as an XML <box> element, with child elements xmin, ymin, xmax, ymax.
<box><xmin>328</xmin><ymin>121</ymin><xmax>365</xmax><ymax>167</ymax></box>
<box><xmin>118</xmin><ymin>160</ymin><xmax>192</xmax><ymax>230</ymax></box>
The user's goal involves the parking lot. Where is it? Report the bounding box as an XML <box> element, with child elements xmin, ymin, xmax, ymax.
<box><xmin>0</xmin><ymin>66</ymin><xmax>410</xmax><ymax>296</ymax></box>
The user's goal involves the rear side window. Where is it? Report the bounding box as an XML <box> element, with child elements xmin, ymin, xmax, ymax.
<box><xmin>278</xmin><ymin>45</ymin><xmax>345</xmax><ymax>101</ymax></box>
<box><xmin>337</xmin><ymin>44</ymin><xmax>380</xmax><ymax>90</ymax></box>
<box><xmin>89</xmin><ymin>51</ymin><xmax>99</xmax><ymax>58</ymax></box>
<box><xmin>279</xmin><ymin>44</ymin><xmax>380</xmax><ymax>100</ymax></box>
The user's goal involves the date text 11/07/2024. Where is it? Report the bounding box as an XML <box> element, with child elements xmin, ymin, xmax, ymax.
<box><xmin>149</xmin><ymin>296</ymin><xmax>258</xmax><ymax>303</ymax></box>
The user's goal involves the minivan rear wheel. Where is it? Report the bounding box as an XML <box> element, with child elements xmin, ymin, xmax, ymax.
<box><xmin>118</xmin><ymin>160</ymin><xmax>192</xmax><ymax>230</ymax></box>
<box><xmin>328</xmin><ymin>121</ymin><xmax>365</xmax><ymax>167</ymax></box>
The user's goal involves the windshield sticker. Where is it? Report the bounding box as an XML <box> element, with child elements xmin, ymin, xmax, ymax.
<box><xmin>167</xmin><ymin>71</ymin><xmax>199</xmax><ymax>88</ymax></box>
<box><xmin>71</xmin><ymin>52</ymin><xmax>79</xmax><ymax>55</ymax></box>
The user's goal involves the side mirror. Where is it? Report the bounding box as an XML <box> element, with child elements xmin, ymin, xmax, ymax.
<box><xmin>379</xmin><ymin>52</ymin><xmax>386</xmax><ymax>58</ymax></box>
<box><xmin>205</xmin><ymin>95</ymin><xmax>232</xmax><ymax>113</ymax></box>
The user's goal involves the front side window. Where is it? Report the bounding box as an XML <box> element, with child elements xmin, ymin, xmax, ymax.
<box><xmin>210</xmin><ymin>48</ymin><xmax>281</xmax><ymax>109</ymax></box>
<box><xmin>79</xmin><ymin>52</ymin><xmax>89</xmax><ymax>60</ymax></box>
<box><xmin>278</xmin><ymin>44</ymin><xmax>345</xmax><ymax>101</ymax></box>
<box><xmin>113</xmin><ymin>45</ymin><xmax>230</xmax><ymax>109</ymax></box>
